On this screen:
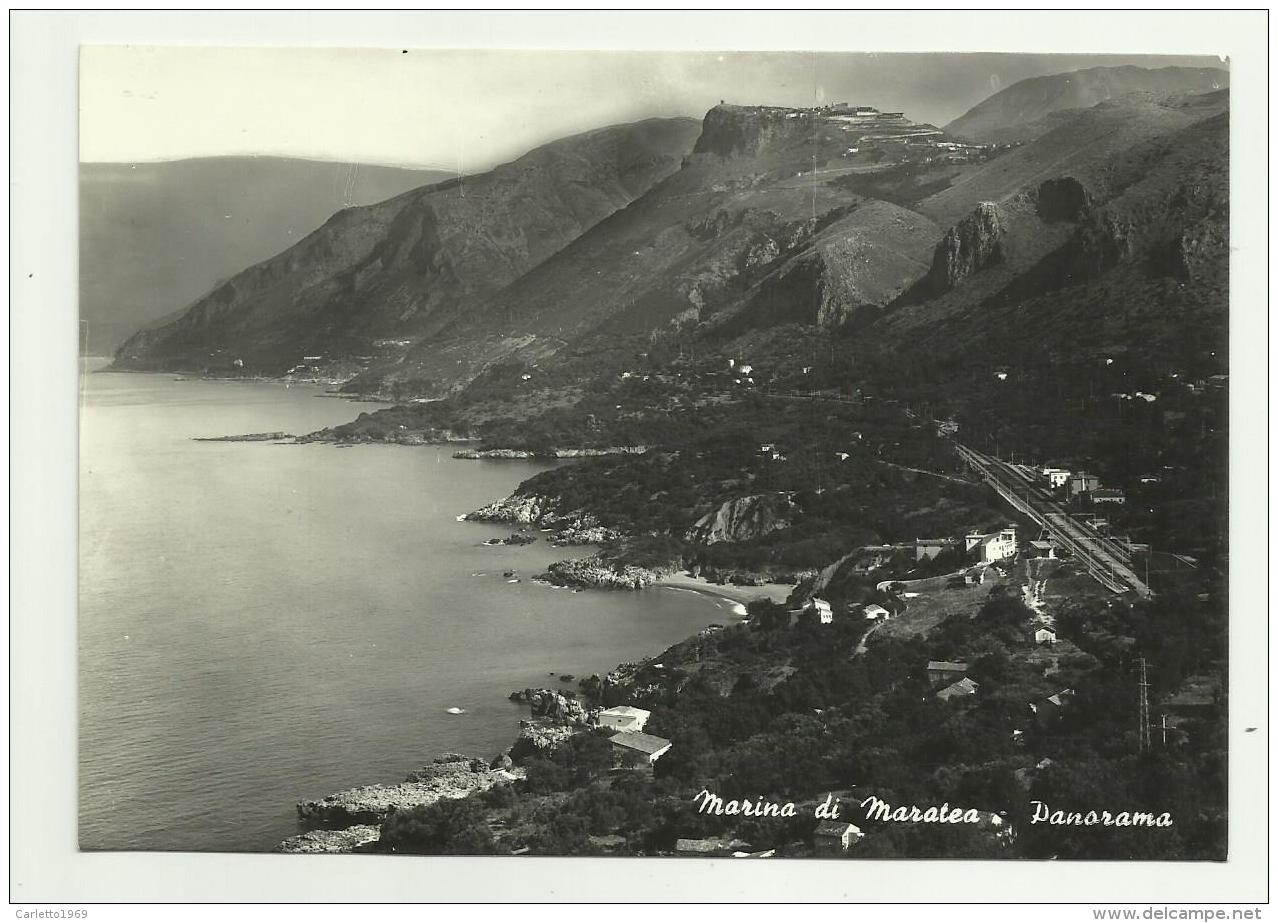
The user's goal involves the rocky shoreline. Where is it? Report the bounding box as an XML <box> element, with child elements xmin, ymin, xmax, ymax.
<box><xmin>465</xmin><ymin>491</ymin><xmax>623</xmax><ymax>546</ymax></box>
<box><xmin>538</xmin><ymin>554</ymin><xmax>673</xmax><ymax>590</ymax></box>
<box><xmin>193</xmin><ymin>432</ymin><xmax>294</xmax><ymax>442</ymax></box>
<box><xmin>454</xmin><ymin>446</ymin><xmax>650</xmax><ymax>460</ymax></box>
<box><xmin>283</xmin><ymin>754</ymin><xmax>526</xmax><ymax>851</ymax></box>
<box><xmin>280</xmin><ymin>691</ymin><xmax>600</xmax><ymax>853</ymax></box>
<box><xmin>277</xmin><ymin>492</ymin><xmax>795</xmax><ymax>853</ymax></box>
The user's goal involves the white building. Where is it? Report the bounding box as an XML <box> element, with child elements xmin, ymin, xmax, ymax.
<box><xmin>966</xmin><ymin>527</ymin><xmax>1017</xmax><ymax>562</ymax></box>
<box><xmin>863</xmin><ymin>603</ymin><xmax>890</xmax><ymax>621</ymax></box>
<box><xmin>806</xmin><ymin>597</ymin><xmax>834</xmax><ymax>624</ymax></box>
<box><xmin>1041</xmin><ymin>467</ymin><xmax>1072</xmax><ymax>489</ymax></box>
<box><xmin>598</xmin><ymin>705</ymin><xmax>651</xmax><ymax>733</ymax></box>
<box><xmin>814</xmin><ymin>820</ymin><xmax>863</xmax><ymax>853</ymax></box>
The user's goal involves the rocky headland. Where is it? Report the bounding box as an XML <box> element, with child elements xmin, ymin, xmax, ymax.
<box><xmin>538</xmin><ymin>554</ymin><xmax>673</xmax><ymax>590</ymax></box>
<box><xmin>465</xmin><ymin>492</ymin><xmax>623</xmax><ymax>546</ymax></box>
<box><xmin>455</xmin><ymin>445</ymin><xmax>649</xmax><ymax>460</ymax></box>
<box><xmin>193</xmin><ymin>432</ymin><xmax>294</xmax><ymax>442</ymax></box>
<box><xmin>295</xmin><ymin>755</ymin><xmax>524</xmax><ymax>830</ymax></box>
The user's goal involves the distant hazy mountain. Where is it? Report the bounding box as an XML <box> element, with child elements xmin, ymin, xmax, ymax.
<box><xmin>944</xmin><ymin>65</ymin><xmax>1228</xmax><ymax>143</ymax></box>
<box><xmin>112</xmin><ymin>119</ymin><xmax>701</xmax><ymax>372</ymax></box>
<box><xmin>80</xmin><ymin>157</ymin><xmax>450</xmax><ymax>354</ymax></box>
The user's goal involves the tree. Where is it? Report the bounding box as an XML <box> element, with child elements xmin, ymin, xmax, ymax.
<box><xmin>379</xmin><ymin>798</ymin><xmax>499</xmax><ymax>855</ymax></box>
<box><xmin>523</xmin><ymin>757</ymin><xmax>570</xmax><ymax>793</ymax></box>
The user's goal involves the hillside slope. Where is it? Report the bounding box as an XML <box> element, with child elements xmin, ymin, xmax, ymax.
<box><xmin>80</xmin><ymin>157</ymin><xmax>449</xmax><ymax>354</ymax></box>
<box><xmin>944</xmin><ymin>65</ymin><xmax>1228</xmax><ymax>144</ymax></box>
<box><xmin>112</xmin><ymin>119</ymin><xmax>700</xmax><ymax>373</ymax></box>
<box><xmin>376</xmin><ymin>103</ymin><xmax>951</xmax><ymax>392</ymax></box>
<box><xmin>879</xmin><ymin>108</ymin><xmax>1229</xmax><ymax>366</ymax></box>
<box><xmin>872</xmin><ymin>89</ymin><xmax>1229</xmax><ymax>345</ymax></box>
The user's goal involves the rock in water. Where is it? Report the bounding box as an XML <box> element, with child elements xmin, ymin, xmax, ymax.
<box><xmin>275</xmin><ymin>825</ymin><xmax>381</xmax><ymax>854</ymax></box>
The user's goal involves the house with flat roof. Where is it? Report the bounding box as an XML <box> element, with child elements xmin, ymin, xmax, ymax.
<box><xmin>597</xmin><ymin>705</ymin><xmax>651</xmax><ymax>734</ymax></box>
<box><xmin>1041</xmin><ymin>467</ymin><xmax>1072</xmax><ymax>489</ymax></box>
<box><xmin>966</xmin><ymin>527</ymin><xmax>1017</xmax><ymax>562</ymax></box>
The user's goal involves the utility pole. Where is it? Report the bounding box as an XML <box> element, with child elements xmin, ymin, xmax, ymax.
<box><xmin>1138</xmin><ymin>658</ymin><xmax>1152</xmax><ymax>753</ymax></box>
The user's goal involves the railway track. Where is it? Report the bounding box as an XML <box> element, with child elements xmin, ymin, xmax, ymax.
<box><xmin>954</xmin><ymin>442</ymin><xmax>1152</xmax><ymax>598</ymax></box>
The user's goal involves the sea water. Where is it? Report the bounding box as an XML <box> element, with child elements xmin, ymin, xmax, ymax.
<box><xmin>78</xmin><ymin>364</ymin><xmax>735</xmax><ymax>851</ymax></box>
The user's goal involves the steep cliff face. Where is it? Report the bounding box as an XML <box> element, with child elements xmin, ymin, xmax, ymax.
<box><xmin>691</xmin><ymin>104</ymin><xmax>813</xmax><ymax>158</ymax></box>
<box><xmin>113</xmin><ymin>118</ymin><xmax>701</xmax><ymax>373</ymax></box>
<box><xmin>916</xmin><ymin>202</ymin><xmax>1007</xmax><ymax>297</ymax></box>
<box><xmin>722</xmin><ymin>200</ymin><xmax>939</xmax><ymax>333</ymax></box>
<box><xmin>685</xmin><ymin>494</ymin><xmax>796</xmax><ymax>545</ymax></box>
<box><xmin>874</xmin><ymin>104</ymin><xmax>1228</xmax><ymax>370</ymax></box>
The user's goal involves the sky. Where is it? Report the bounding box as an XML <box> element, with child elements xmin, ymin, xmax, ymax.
<box><xmin>80</xmin><ymin>47</ymin><xmax>1226</xmax><ymax>170</ymax></box>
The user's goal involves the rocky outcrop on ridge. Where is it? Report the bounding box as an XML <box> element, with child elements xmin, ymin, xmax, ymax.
<box><xmin>919</xmin><ymin>202</ymin><xmax>1007</xmax><ymax>296</ymax></box>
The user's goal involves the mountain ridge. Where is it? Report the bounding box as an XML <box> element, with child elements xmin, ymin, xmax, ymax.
<box><xmin>944</xmin><ymin>64</ymin><xmax>1228</xmax><ymax>144</ymax></box>
<box><xmin>113</xmin><ymin>118</ymin><xmax>701</xmax><ymax>372</ymax></box>
<box><xmin>80</xmin><ymin>157</ymin><xmax>452</xmax><ymax>353</ymax></box>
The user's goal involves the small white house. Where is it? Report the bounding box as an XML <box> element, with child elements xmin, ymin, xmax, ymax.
<box><xmin>1041</xmin><ymin>467</ymin><xmax>1071</xmax><ymax>489</ymax></box>
<box><xmin>814</xmin><ymin>820</ymin><xmax>863</xmax><ymax>853</ymax></box>
<box><xmin>966</xmin><ymin>527</ymin><xmax>1017</xmax><ymax>562</ymax></box>
<box><xmin>863</xmin><ymin>603</ymin><xmax>890</xmax><ymax>621</ymax></box>
<box><xmin>598</xmin><ymin>705</ymin><xmax>651</xmax><ymax>733</ymax></box>
<box><xmin>806</xmin><ymin>598</ymin><xmax>834</xmax><ymax>624</ymax></box>
<box><xmin>1034</xmin><ymin>628</ymin><xmax>1058</xmax><ymax>646</ymax></box>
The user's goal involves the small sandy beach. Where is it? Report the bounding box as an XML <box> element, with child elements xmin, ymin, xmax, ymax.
<box><xmin>653</xmin><ymin>572</ymin><xmax>795</xmax><ymax>609</ymax></box>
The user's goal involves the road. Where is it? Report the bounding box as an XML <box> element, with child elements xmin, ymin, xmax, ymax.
<box><xmin>953</xmin><ymin>442</ymin><xmax>1152</xmax><ymax>598</ymax></box>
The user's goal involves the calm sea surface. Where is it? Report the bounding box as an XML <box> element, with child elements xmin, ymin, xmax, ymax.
<box><xmin>79</xmin><ymin>364</ymin><xmax>734</xmax><ymax>852</ymax></box>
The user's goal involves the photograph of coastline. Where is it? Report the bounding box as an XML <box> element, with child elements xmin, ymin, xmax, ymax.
<box><xmin>79</xmin><ymin>43</ymin><xmax>1231</xmax><ymax>862</ymax></box>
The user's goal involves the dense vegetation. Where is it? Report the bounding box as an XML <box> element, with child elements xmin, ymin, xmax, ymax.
<box><xmin>375</xmin><ymin>569</ymin><xmax>1225</xmax><ymax>859</ymax></box>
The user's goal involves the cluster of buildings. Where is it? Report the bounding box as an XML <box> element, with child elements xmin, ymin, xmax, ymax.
<box><xmin>1040</xmin><ymin>466</ymin><xmax>1126</xmax><ymax>505</ymax></box>
<box><xmin>911</xmin><ymin>526</ymin><xmax>1020</xmax><ymax>566</ymax></box>
<box><xmin>800</xmin><ymin>596</ymin><xmax>890</xmax><ymax>626</ymax></box>
<box><xmin>928</xmin><ymin>660</ymin><xmax>980</xmax><ymax>702</ymax></box>
<box><xmin>594</xmin><ymin>705</ymin><xmax>673</xmax><ymax>769</ymax></box>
